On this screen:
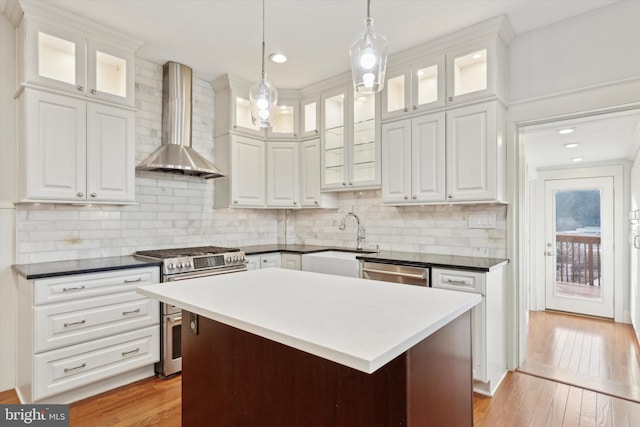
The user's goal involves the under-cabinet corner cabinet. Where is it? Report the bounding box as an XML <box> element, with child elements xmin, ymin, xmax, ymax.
<box><xmin>17</xmin><ymin>88</ymin><xmax>136</xmax><ymax>204</ymax></box>
<box><xmin>16</xmin><ymin>266</ymin><xmax>160</xmax><ymax>404</ymax></box>
<box><xmin>17</xmin><ymin>8</ymin><xmax>141</xmax><ymax>107</ymax></box>
<box><xmin>321</xmin><ymin>84</ymin><xmax>380</xmax><ymax>191</ymax></box>
<box><xmin>381</xmin><ymin>101</ymin><xmax>506</xmax><ymax>205</ymax></box>
<box><xmin>381</xmin><ymin>39</ymin><xmax>508</xmax><ymax>120</ymax></box>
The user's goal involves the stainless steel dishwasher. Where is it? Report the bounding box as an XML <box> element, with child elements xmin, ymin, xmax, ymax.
<box><xmin>361</xmin><ymin>261</ymin><xmax>429</xmax><ymax>287</ymax></box>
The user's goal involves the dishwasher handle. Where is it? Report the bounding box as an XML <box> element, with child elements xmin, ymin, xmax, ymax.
<box><xmin>362</xmin><ymin>267</ymin><xmax>428</xmax><ymax>281</ymax></box>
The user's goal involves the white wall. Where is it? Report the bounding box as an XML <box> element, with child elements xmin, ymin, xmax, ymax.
<box><xmin>510</xmin><ymin>0</ymin><xmax>640</xmax><ymax>103</ymax></box>
<box><xmin>0</xmin><ymin>9</ymin><xmax>16</xmax><ymax>392</ymax></box>
<box><xmin>631</xmin><ymin>150</ymin><xmax>640</xmax><ymax>344</ymax></box>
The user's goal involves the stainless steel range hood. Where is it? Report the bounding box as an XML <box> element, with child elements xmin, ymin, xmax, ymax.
<box><xmin>136</xmin><ymin>61</ymin><xmax>224</xmax><ymax>179</ymax></box>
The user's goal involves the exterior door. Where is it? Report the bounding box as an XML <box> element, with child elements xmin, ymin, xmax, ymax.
<box><xmin>544</xmin><ymin>177</ymin><xmax>614</xmax><ymax>317</ymax></box>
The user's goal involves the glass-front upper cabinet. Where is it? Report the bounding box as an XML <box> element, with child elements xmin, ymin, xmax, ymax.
<box><xmin>22</xmin><ymin>19</ymin><xmax>138</xmax><ymax>106</ymax></box>
<box><xmin>267</xmin><ymin>95</ymin><xmax>300</xmax><ymax>140</ymax></box>
<box><xmin>300</xmin><ymin>96</ymin><xmax>321</xmax><ymax>139</ymax></box>
<box><xmin>381</xmin><ymin>56</ymin><xmax>445</xmax><ymax>120</ymax></box>
<box><xmin>321</xmin><ymin>84</ymin><xmax>380</xmax><ymax>191</ymax></box>
<box><xmin>445</xmin><ymin>43</ymin><xmax>496</xmax><ymax>106</ymax></box>
<box><xmin>352</xmin><ymin>92</ymin><xmax>377</xmax><ymax>186</ymax></box>
<box><xmin>321</xmin><ymin>87</ymin><xmax>346</xmax><ymax>189</ymax></box>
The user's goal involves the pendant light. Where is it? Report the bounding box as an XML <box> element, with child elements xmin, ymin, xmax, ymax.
<box><xmin>349</xmin><ymin>0</ymin><xmax>387</xmax><ymax>94</ymax></box>
<box><xmin>250</xmin><ymin>0</ymin><xmax>278</xmax><ymax>127</ymax></box>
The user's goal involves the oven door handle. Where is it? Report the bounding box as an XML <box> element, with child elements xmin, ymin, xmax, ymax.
<box><xmin>165</xmin><ymin>268</ymin><xmax>246</xmax><ymax>281</ymax></box>
<box><xmin>167</xmin><ymin>316</ymin><xmax>182</xmax><ymax>324</ymax></box>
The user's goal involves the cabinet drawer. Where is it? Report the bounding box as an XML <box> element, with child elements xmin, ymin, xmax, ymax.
<box><xmin>34</xmin><ymin>267</ymin><xmax>159</xmax><ymax>305</ymax></box>
<box><xmin>431</xmin><ymin>268</ymin><xmax>485</xmax><ymax>294</ymax></box>
<box><xmin>34</xmin><ymin>292</ymin><xmax>159</xmax><ymax>353</ymax></box>
<box><xmin>33</xmin><ymin>325</ymin><xmax>159</xmax><ymax>401</ymax></box>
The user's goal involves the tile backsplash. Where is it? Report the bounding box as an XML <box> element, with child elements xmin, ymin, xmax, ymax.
<box><xmin>15</xmin><ymin>58</ymin><xmax>507</xmax><ymax>264</ymax></box>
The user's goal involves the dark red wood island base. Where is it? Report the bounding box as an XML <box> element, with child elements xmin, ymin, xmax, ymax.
<box><xmin>181</xmin><ymin>310</ymin><xmax>473</xmax><ymax>427</ymax></box>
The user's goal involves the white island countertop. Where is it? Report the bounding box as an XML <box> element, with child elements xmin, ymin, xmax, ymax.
<box><xmin>137</xmin><ymin>268</ymin><xmax>480</xmax><ymax>374</ymax></box>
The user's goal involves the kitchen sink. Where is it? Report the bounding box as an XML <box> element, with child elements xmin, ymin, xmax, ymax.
<box><xmin>301</xmin><ymin>250</ymin><xmax>373</xmax><ymax>278</ymax></box>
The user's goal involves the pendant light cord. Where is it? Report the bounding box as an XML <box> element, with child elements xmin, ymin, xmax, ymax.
<box><xmin>367</xmin><ymin>0</ymin><xmax>371</xmax><ymax>19</ymax></box>
<box><xmin>261</xmin><ymin>0</ymin><xmax>266</xmax><ymax>79</ymax></box>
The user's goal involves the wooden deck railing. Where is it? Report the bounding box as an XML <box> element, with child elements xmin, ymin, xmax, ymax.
<box><xmin>556</xmin><ymin>233</ymin><xmax>601</xmax><ymax>286</ymax></box>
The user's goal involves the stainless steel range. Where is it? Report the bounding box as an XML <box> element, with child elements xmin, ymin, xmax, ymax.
<box><xmin>135</xmin><ymin>246</ymin><xmax>247</xmax><ymax>377</ymax></box>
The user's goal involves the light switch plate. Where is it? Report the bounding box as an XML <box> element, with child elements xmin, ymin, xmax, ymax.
<box><xmin>468</xmin><ymin>214</ymin><xmax>497</xmax><ymax>229</ymax></box>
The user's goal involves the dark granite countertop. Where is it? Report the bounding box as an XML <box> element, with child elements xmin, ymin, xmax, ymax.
<box><xmin>355</xmin><ymin>251</ymin><xmax>508</xmax><ymax>272</ymax></box>
<box><xmin>242</xmin><ymin>245</ymin><xmax>507</xmax><ymax>272</ymax></box>
<box><xmin>13</xmin><ymin>256</ymin><xmax>162</xmax><ymax>280</ymax></box>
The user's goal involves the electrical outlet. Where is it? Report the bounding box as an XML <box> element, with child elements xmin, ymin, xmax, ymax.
<box><xmin>468</xmin><ymin>214</ymin><xmax>497</xmax><ymax>229</ymax></box>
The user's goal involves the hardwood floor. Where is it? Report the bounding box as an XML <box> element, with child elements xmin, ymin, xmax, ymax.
<box><xmin>520</xmin><ymin>310</ymin><xmax>640</xmax><ymax>402</ymax></box>
<box><xmin>1</xmin><ymin>311</ymin><xmax>639</xmax><ymax>426</ymax></box>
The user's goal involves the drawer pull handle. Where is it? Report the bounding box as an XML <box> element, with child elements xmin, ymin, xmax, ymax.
<box><xmin>122</xmin><ymin>308</ymin><xmax>141</xmax><ymax>316</ymax></box>
<box><xmin>64</xmin><ymin>320</ymin><xmax>86</xmax><ymax>327</ymax></box>
<box><xmin>62</xmin><ymin>285</ymin><xmax>85</xmax><ymax>292</ymax></box>
<box><xmin>64</xmin><ymin>363</ymin><xmax>86</xmax><ymax>373</ymax></box>
<box><xmin>446</xmin><ymin>279</ymin><xmax>468</xmax><ymax>285</ymax></box>
<box><xmin>124</xmin><ymin>278</ymin><xmax>143</xmax><ymax>283</ymax></box>
<box><xmin>122</xmin><ymin>348</ymin><xmax>140</xmax><ymax>357</ymax></box>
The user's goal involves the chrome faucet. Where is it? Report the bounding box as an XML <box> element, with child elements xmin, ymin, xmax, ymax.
<box><xmin>338</xmin><ymin>212</ymin><xmax>366</xmax><ymax>250</ymax></box>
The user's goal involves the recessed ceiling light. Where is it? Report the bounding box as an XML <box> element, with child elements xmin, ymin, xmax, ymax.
<box><xmin>571</xmin><ymin>157</ymin><xmax>584</xmax><ymax>162</ymax></box>
<box><xmin>356</xmin><ymin>96</ymin><xmax>368</xmax><ymax>102</ymax></box>
<box><xmin>564</xmin><ymin>142</ymin><xmax>579</xmax><ymax>148</ymax></box>
<box><xmin>269</xmin><ymin>53</ymin><xmax>287</xmax><ymax>64</ymax></box>
<box><xmin>558</xmin><ymin>128</ymin><xmax>575</xmax><ymax>135</ymax></box>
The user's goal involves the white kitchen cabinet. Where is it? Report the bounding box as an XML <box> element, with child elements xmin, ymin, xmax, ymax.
<box><xmin>300</xmin><ymin>139</ymin><xmax>337</xmax><ymax>208</ymax></box>
<box><xmin>446</xmin><ymin>101</ymin><xmax>504</xmax><ymax>202</ymax></box>
<box><xmin>381</xmin><ymin>113</ymin><xmax>446</xmax><ymax>204</ymax></box>
<box><xmin>246</xmin><ymin>253</ymin><xmax>282</xmax><ymax>271</ymax></box>
<box><xmin>266</xmin><ymin>141</ymin><xmax>299</xmax><ymax>208</ymax></box>
<box><xmin>280</xmin><ymin>253</ymin><xmax>301</xmax><ymax>270</ymax></box>
<box><xmin>17</xmin><ymin>5</ymin><xmax>140</xmax><ymax>107</ymax></box>
<box><xmin>321</xmin><ymin>84</ymin><xmax>380</xmax><ymax>191</ymax></box>
<box><xmin>431</xmin><ymin>265</ymin><xmax>507</xmax><ymax>396</ymax></box>
<box><xmin>381</xmin><ymin>55</ymin><xmax>446</xmax><ymax>121</ymax></box>
<box><xmin>18</xmin><ymin>89</ymin><xmax>135</xmax><ymax>204</ymax></box>
<box><xmin>229</xmin><ymin>136</ymin><xmax>266</xmax><ymax>207</ymax></box>
<box><xmin>300</xmin><ymin>95</ymin><xmax>321</xmax><ymax>139</ymax></box>
<box><xmin>16</xmin><ymin>266</ymin><xmax>160</xmax><ymax>403</ymax></box>
<box><xmin>381</xmin><ymin>101</ymin><xmax>505</xmax><ymax>205</ymax></box>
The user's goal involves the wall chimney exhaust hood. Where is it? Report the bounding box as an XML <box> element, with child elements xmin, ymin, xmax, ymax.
<box><xmin>136</xmin><ymin>61</ymin><xmax>224</xmax><ymax>179</ymax></box>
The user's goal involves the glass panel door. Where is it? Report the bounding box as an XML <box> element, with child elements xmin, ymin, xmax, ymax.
<box><xmin>545</xmin><ymin>177</ymin><xmax>614</xmax><ymax>318</ymax></box>
<box><xmin>352</xmin><ymin>92</ymin><xmax>375</xmax><ymax>184</ymax></box>
<box><xmin>323</xmin><ymin>92</ymin><xmax>345</xmax><ymax>186</ymax></box>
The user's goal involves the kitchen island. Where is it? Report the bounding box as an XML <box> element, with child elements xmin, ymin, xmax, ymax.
<box><xmin>137</xmin><ymin>268</ymin><xmax>480</xmax><ymax>426</ymax></box>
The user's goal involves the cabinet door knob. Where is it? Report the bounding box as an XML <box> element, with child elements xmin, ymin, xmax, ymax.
<box><xmin>404</xmin><ymin>195</ymin><xmax>408</xmax><ymax>200</ymax></box>
<box><xmin>412</xmin><ymin>105</ymin><xmax>417</xmax><ymax>110</ymax></box>
<box><xmin>314</xmin><ymin>130</ymin><xmax>319</xmax><ymax>134</ymax></box>
<box><xmin>91</xmin><ymin>89</ymin><xmax>97</xmax><ymax>95</ymax></box>
<box><xmin>448</xmin><ymin>96</ymin><xmax>453</xmax><ymax>102</ymax></box>
<box><xmin>293</xmin><ymin>201</ymin><xmax>297</xmax><ymax>205</ymax></box>
<box><xmin>76</xmin><ymin>85</ymin><xmax>84</xmax><ymax>91</ymax></box>
<box><xmin>403</xmin><ymin>107</ymin><xmax>408</xmax><ymax>112</ymax></box>
<box><xmin>448</xmin><ymin>194</ymin><xmax>453</xmax><ymax>199</ymax></box>
<box><xmin>314</xmin><ymin>201</ymin><xmax>319</xmax><ymax>205</ymax></box>
<box><xmin>90</xmin><ymin>192</ymin><xmax>97</xmax><ymax>198</ymax></box>
<box><xmin>76</xmin><ymin>192</ymin><xmax>84</xmax><ymax>197</ymax></box>
<box><xmin>342</xmin><ymin>182</ymin><xmax>346</xmax><ymax>186</ymax></box>
<box><xmin>348</xmin><ymin>182</ymin><xmax>353</xmax><ymax>186</ymax></box>
<box><xmin>412</xmin><ymin>195</ymin><xmax>417</xmax><ymax>199</ymax></box>
<box><xmin>233</xmin><ymin>200</ymin><xmax>238</xmax><ymax>204</ymax></box>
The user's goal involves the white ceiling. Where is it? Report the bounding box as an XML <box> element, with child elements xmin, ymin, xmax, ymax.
<box><xmin>41</xmin><ymin>0</ymin><xmax>617</xmax><ymax>89</ymax></box>
<box><xmin>522</xmin><ymin>109</ymin><xmax>640</xmax><ymax>169</ymax></box>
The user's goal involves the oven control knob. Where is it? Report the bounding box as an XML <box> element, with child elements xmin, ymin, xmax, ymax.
<box><xmin>232</xmin><ymin>256</ymin><xmax>238</xmax><ymax>262</ymax></box>
<box><xmin>167</xmin><ymin>263</ymin><xmax>175</xmax><ymax>270</ymax></box>
<box><xmin>185</xmin><ymin>261</ymin><xmax>192</xmax><ymax>268</ymax></box>
<box><xmin>226</xmin><ymin>257</ymin><xmax>231</xmax><ymax>264</ymax></box>
<box><xmin>176</xmin><ymin>262</ymin><xmax>183</xmax><ymax>269</ymax></box>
